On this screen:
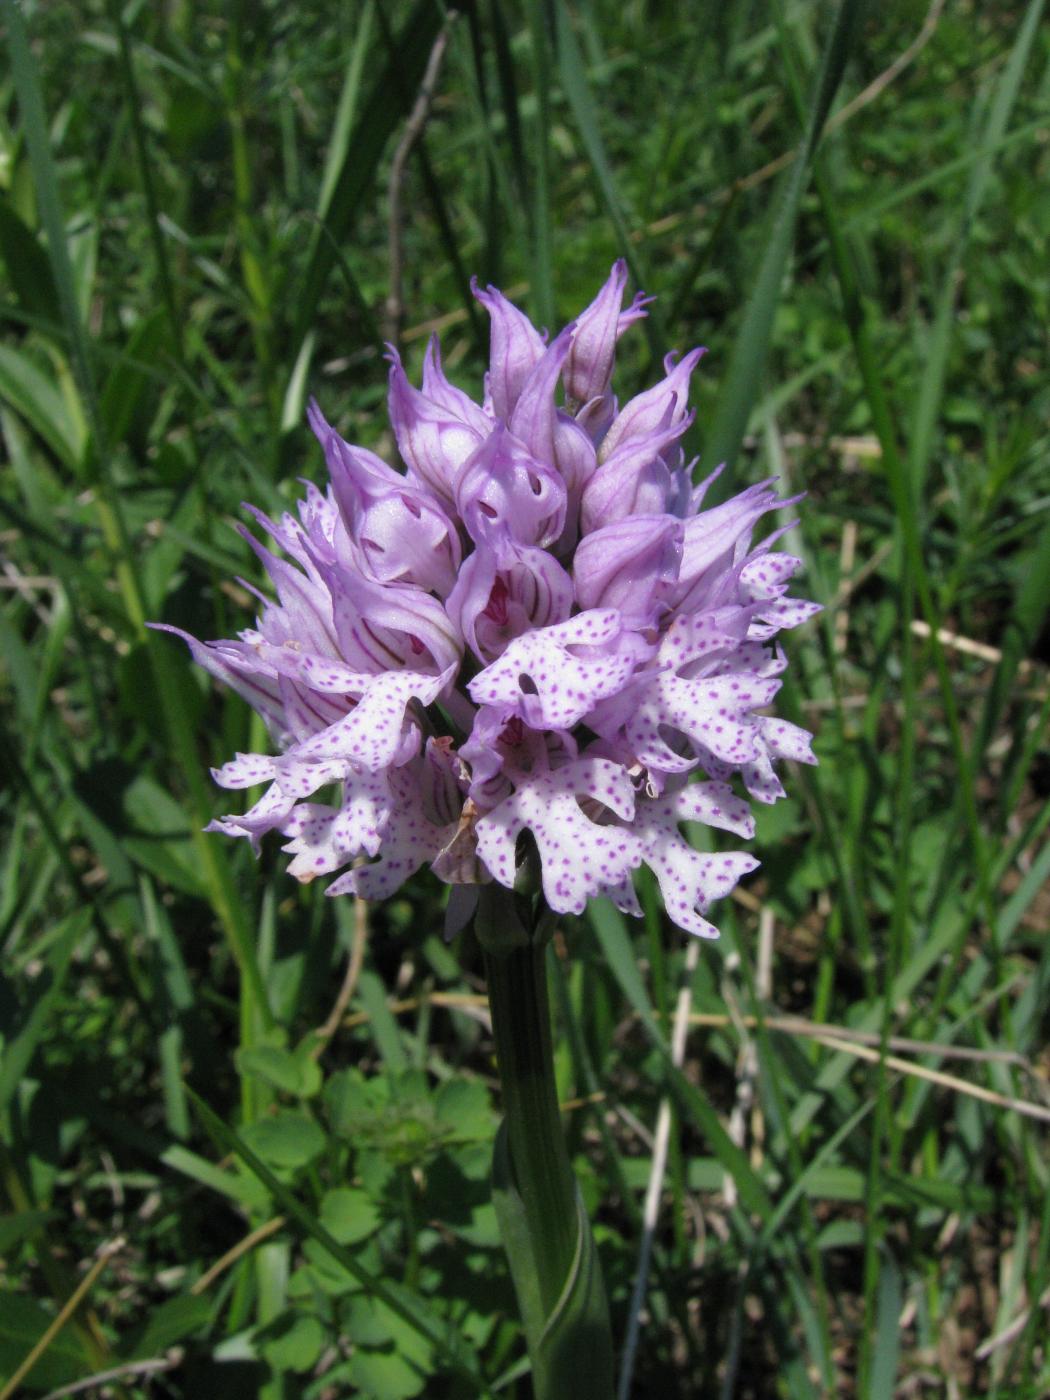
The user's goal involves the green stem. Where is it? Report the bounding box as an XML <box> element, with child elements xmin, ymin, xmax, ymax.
<box><xmin>476</xmin><ymin>885</ymin><xmax>615</xmax><ymax>1400</ymax></box>
<box><xmin>483</xmin><ymin>925</ymin><xmax>577</xmax><ymax>1309</ymax></box>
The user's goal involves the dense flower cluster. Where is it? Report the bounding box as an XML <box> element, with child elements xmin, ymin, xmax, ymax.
<box><xmin>156</xmin><ymin>264</ymin><xmax>819</xmax><ymax>937</ymax></box>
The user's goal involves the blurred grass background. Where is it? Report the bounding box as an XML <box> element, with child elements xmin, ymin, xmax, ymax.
<box><xmin>1</xmin><ymin>1</ymin><xmax>1049</xmax><ymax>1396</ymax></box>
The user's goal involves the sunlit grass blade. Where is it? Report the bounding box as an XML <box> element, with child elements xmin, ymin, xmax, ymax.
<box><xmin>701</xmin><ymin>0</ymin><xmax>864</xmax><ymax>476</ymax></box>
<box><xmin>0</xmin><ymin>344</ymin><xmax>85</xmax><ymax>471</ymax></box>
<box><xmin>551</xmin><ymin>0</ymin><xmax>666</xmax><ymax>354</ymax></box>
<box><xmin>906</xmin><ymin>0</ymin><xmax>1046</xmax><ymax>497</ymax></box>
<box><xmin>316</xmin><ymin>3</ymin><xmax>375</xmax><ymax>221</ymax></box>
<box><xmin>291</xmin><ymin>0</ymin><xmax>442</xmax><ymax>352</ymax></box>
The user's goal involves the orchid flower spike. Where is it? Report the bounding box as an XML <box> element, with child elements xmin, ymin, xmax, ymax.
<box><xmin>154</xmin><ymin>261</ymin><xmax>819</xmax><ymax>938</ymax></box>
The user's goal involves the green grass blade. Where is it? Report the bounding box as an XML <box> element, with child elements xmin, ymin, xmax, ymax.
<box><xmin>551</xmin><ymin>0</ymin><xmax>661</xmax><ymax>347</ymax></box>
<box><xmin>0</xmin><ymin>194</ymin><xmax>59</xmax><ymax>324</ymax></box>
<box><xmin>291</xmin><ymin>0</ymin><xmax>442</xmax><ymax>351</ymax></box>
<box><xmin>356</xmin><ymin>969</ymin><xmax>409</xmax><ymax>1073</ymax></box>
<box><xmin>977</xmin><ymin>512</ymin><xmax>1050</xmax><ymax>776</ymax></box>
<box><xmin>316</xmin><ymin>3</ymin><xmax>374</xmax><ymax>220</ymax></box>
<box><xmin>0</xmin><ymin>912</ymin><xmax>86</xmax><ymax>1112</ymax></box>
<box><xmin>702</xmin><ymin>0</ymin><xmax>864</xmax><ymax>475</ymax></box>
<box><xmin>0</xmin><ymin>344</ymin><xmax>84</xmax><ymax>470</ymax></box>
<box><xmin>525</xmin><ymin>0</ymin><xmax>555</xmax><ymax>326</ymax></box>
<box><xmin>588</xmin><ymin>900</ymin><xmax>771</xmax><ymax>1224</ymax></box>
<box><xmin>870</xmin><ymin>1249</ymin><xmax>904</xmax><ymax>1399</ymax></box>
<box><xmin>906</xmin><ymin>0</ymin><xmax>1046</xmax><ymax>496</ymax></box>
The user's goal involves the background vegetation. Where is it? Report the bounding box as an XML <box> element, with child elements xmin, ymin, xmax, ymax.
<box><xmin>1</xmin><ymin>0</ymin><xmax>1048</xmax><ymax>1395</ymax></box>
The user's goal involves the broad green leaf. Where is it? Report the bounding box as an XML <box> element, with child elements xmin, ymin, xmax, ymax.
<box><xmin>491</xmin><ymin>1121</ymin><xmax>544</xmax><ymax>1351</ymax></box>
<box><xmin>124</xmin><ymin>1294</ymin><xmax>212</xmax><ymax>1361</ymax></box>
<box><xmin>344</xmin><ymin>1295</ymin><xmax>396</xmax><ymax>1346</ymax></box>
<box><xmin>434</xmin><ymin>1078</ymin><xmax>495</xmax><ymax>1141</ymax></box>
<box><xmin>301</xmin><ymin>1238</ymin><xmax>370</xmax><ymax>1298</ymax></box>
<box><xmin>324</xmin><ymin>1067</ymin><xmax>383</xmax><ymax>1138</ymax></box>
<box><xmin>236</xmin><ymin>1045</ymin><xmax>321</xmax><ymax>1099</ymax></box>
<box><xmin>492</xmin><ymin>1122</ymin><xmax>614</xmax><ymax>1400</ymax></box>
<box><xmin>319</xmin><ymin>1188</ymin><xmax>381</xmax><ymax>1246</ymax></box>
<box><xmin>259</xmin><ymin>1311</ymin><xmax>326</xmax><ymax>1374</ymax></box>
<box><xmin>358</xmin><ymin>1299</ymin><xmax>434</xmax><ymax>1371</ymax></box>
<box><xmin>346</xmin><ymin>1347</ymin><xmax>427</xmax><ymax>1400</ymax></box>
<box><xmin>242</xmin><ymin>1111</ymin><xmax>326</xmax><ymax>1171</ymax></box>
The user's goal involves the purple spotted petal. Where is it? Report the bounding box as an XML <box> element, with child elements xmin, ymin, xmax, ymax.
<box><xmin>206</xmin><ymin>749</ymin><xmax>351</xmax><ymax>852</ymax></box>
<box><xmin>468</xmin><ymin>609</ymin><xmax>637</xmax><ymax>729</ymax></box>
<box><xmin>475</xmin><ymin>758</ymin><xmax>644</xmax><ymax>914</ymax></box>
<box><xmin>634</xmin><ymin>789</ymin><xmax>760</xmax><ymax>938</ymax></box>
<box><xmin>279</xmin><ymin>763</ymin><xmax>394</xmax><ymax>883</ymax></box>
<box><xmin>289</xmin><ymin>666</ymin><xmax>452</xmax><ymax>771</ymax></box>
<box><xmin>622</xmin><ymin>610</ymin><xmax>779</xmax><ymax>774</ymax></box>
<box><xmin>212</xmin><ymin>752</ymin><xmax>280</xmax><ymax>790</ymax></box>
<box><xmin>674</xmin><ymin>779</ymin><xmax>757</xmax><ymax>838</ymax></box>
<box><xmin>329</xmin><ymin>765</ymin><xmax>450</xmax><ymax>901</ymax></box>
<box><xmin>748</xmin><ymin>596</ymin><xmax>824</xmax><ymax>639</ymax></box>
